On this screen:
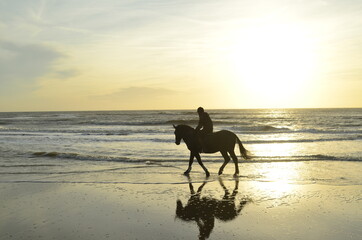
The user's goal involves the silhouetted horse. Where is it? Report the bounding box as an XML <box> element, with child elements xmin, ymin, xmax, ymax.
<box><xmin>173</xmin><ymin>124</ymin><xmax>250</xmax><ymax>176</ymax></box>
<box><xmin>176</xmin><ymin>177</ymin><xmax>250</xmax><ymax>240</ymax></box>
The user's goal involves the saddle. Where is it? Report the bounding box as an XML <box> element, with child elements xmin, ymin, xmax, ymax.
<box><xmin>197</xmin><ymin>133</ymin><xmax>213</xmax><ymax>153</ymax></box>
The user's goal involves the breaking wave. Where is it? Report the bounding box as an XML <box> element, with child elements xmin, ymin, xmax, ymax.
<box><xmin>30</xmin><ymin>151</ymin><xmax>362</xmax><ymax>163</ymax></box>
<box><xmin>244</xmin><ymin>136</ymin><xmax>362</xmax><ymax>144</ymax></box>
<box><xmin>31</xmin><ymin>151</ymin><xmax>135</xmax><ymax>163</ymax></box>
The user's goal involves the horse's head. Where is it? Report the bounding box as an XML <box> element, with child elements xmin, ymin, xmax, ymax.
<box><xmin>173</xmin><ymin>124</ymin><xmax>195</xmax><ymax>145</ymax></box>
<box><xmin>173</xmin><ymin>124</ymin><xmax>182</xmax><ymax>145</ymax></box>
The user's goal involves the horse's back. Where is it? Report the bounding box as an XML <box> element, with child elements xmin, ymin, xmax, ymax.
<box><xmin>203</xmin><ymin>130</ymin><xmax>237</xmax><ymax>152</ymax></box>
<box><xmin>210</xmin><ymin>130</ymin><xmax>236</xmax><ymax>139</ymax></box>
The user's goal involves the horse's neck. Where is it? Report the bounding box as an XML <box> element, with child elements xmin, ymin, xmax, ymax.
<box><xmin>182</xmin><ymin>130</ymin><xmax>195</xmax><ymax>145</ymax></box>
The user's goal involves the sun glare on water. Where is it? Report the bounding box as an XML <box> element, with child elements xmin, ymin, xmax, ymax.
<box><xmin>252</xmin><ymin>162</ymin><xmax>302</xmax><ymax>199</ymax></box>
<box><xmin>227</xmin><ymin>21</ymin><xmax>318</xmax><ymax>107</ymax></box>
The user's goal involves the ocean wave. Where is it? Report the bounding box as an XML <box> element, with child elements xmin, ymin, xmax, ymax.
<box><xmin>1</xmin><ymin>118</ymin><xmax>360</xmax><ymax>136</ymax></box>
<box><xmin>244</xmin><ymin>136</ymin><xmax>362</xmax><ymax>144</ymax></box>
<box><xmin>179</xmin><ymin>111</ymin><xmax>196</xmax><ymax>115</ymax></box>
<box><xmin>233</xmin><ymin>127</ymin><xmax>362</xmax><ymax>135</ymax></box>
<box><xmin>167</xmin><ymin>122</ymin><xmax>293</xmax><ymax>132</ymax></box>
<box><xmin>0</xmin><ymin>129</ymin><xmax>134</xmax><ymax>136</ymax></box>
<box><xmin>29</xmin><ymin>151</ymin><xmax>362</xmax><ymax>163</ymax></box>
<box><xmin>31</xmin><ymin>151</ymin><xmax>139</xmax><ymax>163</ymax></box>
<box><xmin>245</xmin><ymin>154</ymin><xmax>362</xmax><ymax>163</ymax></box>
<box><xmin>81</xmin><ymin>132</ymin><xmax>129</xmax><ymax>136</ymax></box>
<box><xmin>166</xmin><ymin>119</ymin><xmax>249</xmax><ymax>126</ymax></box>
<box><xmin>1</xmin><ymin>129</ymin><xmax>360</xmax><ymax>145</ymax></box>
<box><xmin>230</xmin><ymin>125</ymin><xmax>293</xmax><ymax>133</ymax></box>
<box><xmin>0</xmin><ymin>164</ymin><xmax>61</xmax><ymax>168</ymax></box>
<box><xmin>0</xmin><ymin>132</ymin><xmax>49</xmax><ymax>136</ymax></box>
<box><xmin>259</xmin><ymin>125</ymin><xmax>291</xmax><ymax>131</ymax></box>
<box><xmin>166</xmin><ymin>120</ymin><xmax>199</xmax><ymax>125</ymax></box>
<box><xmin>205</xmin><ymin>154</ymin><xmax>362</xmax><ymax>163</ymax></box>
<box><xmin>76</xmin><ymin>119</ymin><xmax>174</xmax><ymax>126</ymax></box>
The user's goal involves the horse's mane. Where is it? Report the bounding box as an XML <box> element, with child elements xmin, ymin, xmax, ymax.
<box><xmin>177</xmin><ymin>124</ymin><xmax>195</xmax><ymax>132</ymax></box>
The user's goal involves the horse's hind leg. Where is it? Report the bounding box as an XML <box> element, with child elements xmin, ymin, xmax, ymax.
<box><xmin>219</xmin><ymin>151</ymin><xmax>230</xmax><ymax>175</ymax></box>
<box><xmin>194</xmin><ymin>152</ymin><xmax>210</xmax><ymax>177</ymax></box>
<box><xmin>229</xmin><ymin>150</ymin><xmax>240</xmax><ymax>176</ymax></box>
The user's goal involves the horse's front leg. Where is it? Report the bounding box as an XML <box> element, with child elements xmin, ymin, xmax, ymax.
<box><xmin>194</xmin><ymin>152</ymin><xmax>210</xmax><ymax>177</ymax></box>
<box><xmin>184</xmin><ymin>151</ymin><xmax>194</xmax><ymax>175</ymax></box>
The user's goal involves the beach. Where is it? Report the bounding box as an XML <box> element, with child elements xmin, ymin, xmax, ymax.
<box><xmin>1</xmin><ymin>160</ymin><xmax>361</xmax><ymax>240</ymax></box>
<box><xmin>0</xmin><ymin>109</ymin><xmax>361</xmax><ymax>239</ymax></box>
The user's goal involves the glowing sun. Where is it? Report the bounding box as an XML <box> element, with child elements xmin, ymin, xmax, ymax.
<box><xmin>227</xmin><ymin>22</ymin><xmax>317</xmax><ymax>107</ymax></box>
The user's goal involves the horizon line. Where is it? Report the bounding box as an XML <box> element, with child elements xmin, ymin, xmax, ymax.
<box><xmin>1</xmin><ymin>107</ymin><xmax>361</xmax><ymax>113</ymax></box>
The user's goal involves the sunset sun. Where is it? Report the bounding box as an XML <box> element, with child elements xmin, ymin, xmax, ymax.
<box><xmin>227</xmin><ymin>22</ymin><xmax>317</xmax><ymax>107</ymax></box>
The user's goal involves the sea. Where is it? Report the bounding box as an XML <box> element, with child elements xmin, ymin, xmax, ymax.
<box><xmin>0</xmin><ymin>108</ymin><xmax>361</xmax><ymax>185</ymax></box>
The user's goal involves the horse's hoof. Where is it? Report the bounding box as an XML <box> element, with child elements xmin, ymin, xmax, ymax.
<box><xmin>205</xmin><ymin>172</ymin><xmax>210</xmax><ymax>177</ymax></box>
<box><xmin>183</xmin><ymin>171</ymin><xmax>190</xmax><ymax>176</ymax></box>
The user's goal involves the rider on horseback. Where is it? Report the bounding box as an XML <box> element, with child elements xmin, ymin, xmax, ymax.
<box><xmin>195</xmin><ymin>107</ymin><xmax>213</xmax><ymax>152</ymax></box>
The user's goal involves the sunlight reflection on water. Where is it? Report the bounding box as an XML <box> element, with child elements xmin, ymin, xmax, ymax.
<box><xmin>250</xmin><ymin>142</ymin><xmax>303</xmax><ymax>157</ymax></box>
<box><xmin>252</xmin><ymin>162</ymin><xmax>302</xmax><ymax>199</ymax></box>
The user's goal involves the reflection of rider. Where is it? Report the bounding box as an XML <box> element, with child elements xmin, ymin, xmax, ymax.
<box><xmin>196</xmin><ymin>107</ymin><xmax>213</xmax><ymax>136</ymax></box>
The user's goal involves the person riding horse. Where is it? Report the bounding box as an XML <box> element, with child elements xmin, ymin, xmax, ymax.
<box><xmin>195</xmin><ymin>107</ymin><xmax>213</xmax><ymax>152</ymax></box>
<box><xmin>196</xmin><ymin>107</ymin><xmax>213</xmax><ymax>135</ymax></box>
<box><xmin>174</xmin><ymin>108</ymin><xmax>250</xmax><ymax>176</ymax></box>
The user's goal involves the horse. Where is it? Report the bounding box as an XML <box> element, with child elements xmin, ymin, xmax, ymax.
<box><xmin>173</xmin><ymin>124</ymin><xmax>250</xmax><ymax>177</ymax></box>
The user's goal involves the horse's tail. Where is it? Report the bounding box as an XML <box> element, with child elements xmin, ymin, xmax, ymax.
<box><xmin>236</xmin><ymin>136</ymin><xmax>251</xmax><ymax>160</ymax></box>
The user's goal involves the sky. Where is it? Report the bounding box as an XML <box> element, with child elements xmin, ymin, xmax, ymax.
<box><xmin>0</xmin><ymin>0</ymin><xmax>362</xmax><ymax>111</ymax></box>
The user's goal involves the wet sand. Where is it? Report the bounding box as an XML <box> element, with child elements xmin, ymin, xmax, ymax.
<box><xmin>0</xmin><ymin>161</ymin><xmax>361</xmax><ymax>240</ymax></box>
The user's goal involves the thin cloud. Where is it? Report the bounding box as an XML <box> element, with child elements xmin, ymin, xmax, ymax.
<box><xmin>100</xmin><ymin>86</ymin><xmax>177</xmax><ymax>100</ymax></box>
<box><xmin>0</xmin><ymin>40</ymin><xmax>78</xmax><ymax>95</ymax></box>
<box><xmin>0</xmin><ymin>40</ymin><xmax>64</xmax><ymax>93</ymax></box>
<box><xmin>52</xmin><ymin>69</ymin><xmax>79</xmax><ymax>80</ymax></box>
<box><xmin>95</xmin><ymin>86</ymin><xmax>180</xmax><ymax>109</ymax></box>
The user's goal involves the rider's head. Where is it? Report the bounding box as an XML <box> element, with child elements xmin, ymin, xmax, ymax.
<box><xmin>197</xmin><ymin>107</ymin><xmax>204</xmax><ymax>114</ymax></box>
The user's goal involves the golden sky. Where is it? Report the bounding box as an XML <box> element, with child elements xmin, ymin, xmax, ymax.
<box><xmin>1</xmin><ymin>0</ymin><xmax>361</xmax><ymax>111</ymax></box>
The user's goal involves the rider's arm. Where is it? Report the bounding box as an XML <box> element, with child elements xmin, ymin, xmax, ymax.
<box><xmin>195</xmin><ymin>115</ymin><xmax>203</xmax><ymax>131</ymax></box>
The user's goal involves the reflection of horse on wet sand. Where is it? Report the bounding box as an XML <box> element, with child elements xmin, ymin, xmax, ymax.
<box><xmin>173</xmin><ymin>124</ymin><xmax>250</xmax><ymax>177</ymax></box>
<box><xmin>175</xmin><ymin>177</ymin><xmax>250</xmax><ymax>240</ymax></box>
